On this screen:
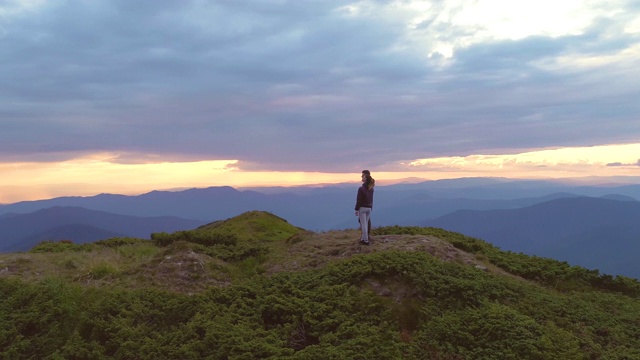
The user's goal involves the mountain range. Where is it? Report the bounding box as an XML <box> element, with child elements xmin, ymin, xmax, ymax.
<box><xmin>4</xmin><ymin>177</ymin><xmax>640</xmax><ymax>229</ymax></box>
<box><xmin>1</xmin><ymin>177</ymin><xmax>639</xmax><ymax>278</ymax></box>
<box><xmin>0</xmin><ymin>206</ymin><xmax>205</xmax><ymax>252</ymax></box>
<box><xmin>425</xmin><ymin>195</ymin><xmax>640</xmax><ymax>278</ymax></box>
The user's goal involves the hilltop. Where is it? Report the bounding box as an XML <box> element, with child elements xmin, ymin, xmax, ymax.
<box><xmin>1</xmin><ymin>211</ymin><xmax>640</xmax><ymax>359</ymax></box>
<box><xmin>0</xmin><ymin>211</ymin><xmax>483</xmax><ymax>294</ymax></box>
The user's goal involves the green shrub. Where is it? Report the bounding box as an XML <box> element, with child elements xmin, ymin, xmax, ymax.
<box><xmin>114</xmin><ymin>242</ymin><xmax>160</xmax><ymax>260</ymax></box>
<box><xmin>94</xmin><ymin>237</ymin><xmax>147</xmax><ymax>248</ymax></box>
<box><xmin>150</xmin><ymin>232</ymin><xmax>174</xmax><ymax>246</ymax></box>
<box><xmin>29</xmin><ymin>240</ymin><xmax>93</xmax><ymax>253</ymax></box>
<box><xmin>375</xmin><ymin>225</ymin><xmax>640</xmax><ymax>297</ymax></box>
<box><xmin>151</xmin><ymin>230</ymin><xmax>238</xmax><ymax>247</ymax></box>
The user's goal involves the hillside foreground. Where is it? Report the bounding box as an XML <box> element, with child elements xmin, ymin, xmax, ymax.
<box><xmin>1</xmin><ymin>211</ymin><xmax>640</xmax><ymax>359</ymax></box>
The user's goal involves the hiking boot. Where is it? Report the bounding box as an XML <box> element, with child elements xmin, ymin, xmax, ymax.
<box><xmin>359</xmin><ymin>240</ymin><xmax>370</xmax><ymax>246</ymax></box>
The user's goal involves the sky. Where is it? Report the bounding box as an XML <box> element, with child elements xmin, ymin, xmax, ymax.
<box><xmin>1</xmin><ymin>0</ymin><xmax>639</xmax><ymax>203</ymax></box>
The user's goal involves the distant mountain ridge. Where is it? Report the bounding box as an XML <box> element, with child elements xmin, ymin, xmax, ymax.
<box><xmin>21</xmin><ymin>224</ymin><xmax>125</xmax><ymax>248</ymax></box>
<box><xmin>0</xmin><ymin>206</ymin><xmax>206</xmax><ymax>252</ymax></box>
<box><xmin>3</xmin><ymin>178</ymin><xmax>640</xmax><ymax>230</ymax></box>
<box><xmin>426</xmin><ymin>196</ymin><xmax>640</xmax><ymax>278</ymax></box>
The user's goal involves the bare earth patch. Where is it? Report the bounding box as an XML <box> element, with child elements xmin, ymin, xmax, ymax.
<box><xmin>265</xmin><ymin>229</ymin><xmax>485</xmax><ymax>274</ymax></box>
<box><xmin>134</xmin><ymin>249</ymin><xmax>232</xmax><ymax>294</ymax></box>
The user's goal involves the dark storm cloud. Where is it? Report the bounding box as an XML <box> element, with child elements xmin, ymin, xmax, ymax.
<box><xmin>1</xmin><ymin>0</ymin><xmax>639</xmax><ymax>172</ymax></box>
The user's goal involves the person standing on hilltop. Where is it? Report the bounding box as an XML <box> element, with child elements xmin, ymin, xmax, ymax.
<box><xmin>355</xmin><ymin>170</ymin><xmax>375</xmax><ymax>245</ymax></box>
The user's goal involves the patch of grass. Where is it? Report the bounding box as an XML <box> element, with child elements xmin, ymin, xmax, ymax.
<box><xmin>61</xmin><ymin>258</ymin><xmax>79</xmax><ymax>270</ymax></box>
<box><xmin>14</xmin><ymin>257</ymin><xmax>32</xmax><ymax>266</ymax></box>
<box><xmin>196</xmin><ymin>210</ymin><xmax>303</xmax><ymax>242</ymax></box>
<box><xmin>285</xmin><ymin>230</ymin><xmax>313</xmax><ymax>245</ymax></box>
<box><xmin>87</xmin><ymin>262</ymin><xmax>119</xmax><ymax>279</ymax></box>
<box><xmin>115</xmin><ymin>242</ymin><xmax>161</xmax><ymax>260</ymax></box>
<box><xmin>228</xmin><ymin>255</ymin><xmax>267</xmax><ymax>279</ymax></box>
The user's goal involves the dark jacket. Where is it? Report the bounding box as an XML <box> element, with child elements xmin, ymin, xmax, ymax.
<box><xmin>355</xmin><ymin>184</ymin><xmax>374</xmax><ymax>210</ymax></box>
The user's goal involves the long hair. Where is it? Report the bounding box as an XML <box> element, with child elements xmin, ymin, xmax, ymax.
<box><xmin>364</xmin><ymin>175</ymin><xmax>375</xmax><ymax>190</ymax></box>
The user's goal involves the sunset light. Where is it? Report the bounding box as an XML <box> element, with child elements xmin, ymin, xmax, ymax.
<box><xmin>1</xmin><ymin>0</ymin><xmax>638</xmax><ymax>204</ymax></box>
<box><xmin>1</xmin><ymin>143</ymin><xmax>638</xmax><ymax>203</ymax></box>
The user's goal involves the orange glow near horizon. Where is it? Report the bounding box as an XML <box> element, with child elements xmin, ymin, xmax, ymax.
<box><xmin>1</xmin><ymin>143</ymin><xmax>639</xmax><ymax>204</ymax></box>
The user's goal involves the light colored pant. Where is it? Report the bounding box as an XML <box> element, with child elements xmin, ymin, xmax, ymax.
<box><xmin>358</xmin><ymin>207</ymin><xmax>372</xmax><ymax>241</ymax></box>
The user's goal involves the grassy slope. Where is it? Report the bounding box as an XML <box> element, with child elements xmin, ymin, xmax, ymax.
<box><xmin>1</xmin><ymin>211</ymin><xmax>640</xmax><ymax>359</ymax></box>
<box><xmin>0</xmin><ymin>211</ymin><xmax>491</xmax><ymax>293</ymax></box>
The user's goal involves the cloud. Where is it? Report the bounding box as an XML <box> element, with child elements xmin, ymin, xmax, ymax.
<box><xmin>607</xmin><ymin>159</ymin><xmax>640</xmax><ymax>167</ymax></box>
<box><xmin>408</xmin><ymin>143</ymin><xmax>640</xmax><ymax>176</ymax></box>
<box><xmin>0</xmin><ymin>0</ymin><xmax>639</xmax><ymax>175</ymax></box>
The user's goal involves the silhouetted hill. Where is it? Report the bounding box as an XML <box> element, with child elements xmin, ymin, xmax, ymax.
<box><xmin>426</xmin><ymin>196</ymin><xmax>640</xmax><ymax>278</ymax></box>
<box><xmin>0</xmin><ymin>212</ymin><xmax>20</xmax><ymax>220</ymax></box>
<box><xmin>554</xmin><ymin>225</ymin><xmax>640</xmax><ymax>278</ymax></box>
<box><xmin>0</xmin><ymin>206</ymin><xmax>206</xmax><ymax>252</ymax></box>
<box><xmin>600</xmin><ymin>194</ymin><xmax>637</xmax><ymax>201</ymax></box>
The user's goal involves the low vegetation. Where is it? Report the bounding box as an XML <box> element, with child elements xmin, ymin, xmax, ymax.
<box><xmin>1</xmin><ymin>211</ymin><xmax>639</xmax><ymax>359</ymax></box>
